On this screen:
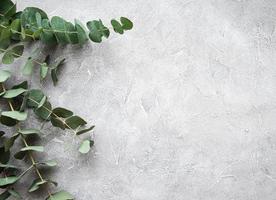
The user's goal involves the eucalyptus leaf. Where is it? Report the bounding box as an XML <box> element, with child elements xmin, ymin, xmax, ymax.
<box><xmin>47</xmin><ymin>190</ymin><xmax>74</xmax><ymax>200</ymax></box>
<box><xmin>0</xmin><ymin>176</ymin><xmax>19</xmax><ymax>187</ymax></box>
<box><xmin>23</xmin><ymin>58</ymin><xmax>34</xmax><ymax>75</ymax></box>
<box><xmin>1</xmin><ymin>111</ymin><xmax>27</xmax><ymax>121</ymax></box>
<box><xmin>20</xmin><ymin>145</ymin><xmax>44</xmax><ymax>152</ymax></box>
<box><xmin>0</xmin><ymin>70</ymin><xmax>11</xmax><ymax>82</ymax></box>
<box><xmin>8</xmin><ymin>189</ymin><xmax>21</xmax><ymax>199</ymax></box>
<box><xmin>3</xmin><ymin>88</ymin><xmax>27</xmax><ymax>98</ymax></box>
<box><xmin>76</xmin><ymin>125</ymin><xmax>95</xmax><ymax>135</ymax></box>
<box><xmin>78</xmin><ymin>139</ymin><xmax>93</xmax><ymax>154</ymax></box>
<box><xmin>111</xmin><ymin>19</ymin><xmax>124</xmax><ymax>34</ymax></box>
<box><xmin>65</xmin><ymin>115</ymin><xmax>87</xmax><ymax>129</ymax></box>
<box><xmin>120</xmin><ymin>17</ymin><xmax>133</xmax><ymax>30</ymax></box>
<box><xmin>52</xmin><ymin>107</ymin><xmax>73</xmax><ymax>118</ymax></box>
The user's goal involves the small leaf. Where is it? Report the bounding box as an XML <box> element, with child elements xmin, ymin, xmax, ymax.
<box><xmin>52</xmin><ymin>107</ymin><xmax>73</xmax><ymax>118</ymax></box>
<box><xmin>78</xmin><ymin>139</ymin><xmax>93</xmax><ymax>154</ymax></box>
<box><xmin>10</xmin><ymin>45</ymin><xmax>24</xmax><ymax>58</ymax></box>
<box><xmin>3</xmin><ymin>88</ymin><xmax>27</xmax><ymax>98</ymax></box>
<box><xmin>18</xmin><ymin>128</ymin><xmax>40</xmax><ymax>136</ymax></box>
<box><xmin>0</xmin><ymin>190</ymin><xmax>10</xmax><ymax>199</ymax></box>
<box><xmin>12</xmin><ymin>81</ymin><xmax>28</xmax><ymax>90</ymax></box>
<box><xmin>20</xmin><ymin>146</ymin><xmax>44</xmax><ymax>152</ymax></box>
<box><xmin>1</xmin><ymin>111</ymin><xmax>27</xmax><ymax>121</ymax></box>
<box><xmin>40</xmin><ymin>63</ymin><xmax>48</xmax><ymax>80</ymax></box>
<box><xmin>0</xmin><ymin>176</ymin><xmax>19</xmax><ymax>187</ymax></box>
<box><xmin>27</xmin><ymin>89</ymin><xmax>45</xmax><ymax>108</ymax></box>
<box><xmin>38</xmin><ymin>160</ymin><xmax>58</xmax><ymax>167</ymax></box>
<box><xmin>23</xmin><ymin>58</ymin><xmax>34</xmax><ymax>75</ymax></box>
<box><xmin>0</xmin><ymin>147</ymin><xmax>10</xmax><ymax>164</ymax></box>
<box><xmin>8</xmin><ymin>189</ymin><xmax>22</xmax><ymax>199</ymax></box>
<box><xmin>37</xmin><ymin>96</ymin><xmax>47</xmax><ymax>109</ymax></box>
<box><xmin>65</xmin><ymin>116</ymin><xmax>87</xmax><ymax>129</ymax></box>
<box><xmin>34</xmin><ymin>101</ymin><xmax>52</xmax><ymax>120</ymax></box>
<box><xmin>4</xmin><ymin>133</ymin><xmax>19</xmax><ymax>151</ymax></box>
<box><xmin>14</xmin><ymin>151</ymin><xmax>26</xmax><ymax>160</ymax></box>
<box><xmin>0</xmin><ymin>70</ymin><xmax>11</xmax><ymax>82</ymax></box>
<box><xmin>50</xmin><ymin>117</ymin><xmax>65</xmax><ymax>130</ymax></box>
<box><xmin>0</xmin><ymin>115</ymin><xmax>17</xmax><ymax>127</ymax></box>
<box><xmin>111</xmin><ymin>19</ymin><xmax>124</xmax><ymax>34</ymax></box>
<box><xmin>120</xmin><ymin>17</ymin><xmax>133</xmax><ymax>30</ymax></box>
<box><xmin>76</xmin><ymin>125</ymin><xmax>95</xmax><ymax>135</ymax></box>
<box><xmin>28</xmin><ymin>179</ymin><xmax>47</xmax><ymax>192</ymax></box>
<box><xmin>75</xmin><ymin>19</ymin><xmax>88</xmax><ymax>45</ymax></box>
<box><xmin>47</xmin><ymin>190</ymin><xmax>74</xmax><ymax>200</ymax></box>
<box><xmin>2</xmin><ymin>52</ymin><xmax>14</xmax><ymax>64</ymax></box>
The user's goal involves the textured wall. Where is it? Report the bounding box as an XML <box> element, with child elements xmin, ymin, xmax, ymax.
<box><xmin>15</xmin><ymin>0</ymin><xmax>276</xmax><ymax>199</ymax></box>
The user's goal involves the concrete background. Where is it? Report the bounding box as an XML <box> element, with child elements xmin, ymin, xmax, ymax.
<box><xmin>13</xmin><ymin>0</ymin><xmax>276</xmax><ymax>199</ymax></box>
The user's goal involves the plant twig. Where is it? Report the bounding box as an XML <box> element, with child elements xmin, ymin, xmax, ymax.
<box><xmin>1</xmin><ymin>83</ymin><xmax>53</xmax><ymax>198</ymax></box>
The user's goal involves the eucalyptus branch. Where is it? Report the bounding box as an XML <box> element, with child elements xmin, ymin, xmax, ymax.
<box><xmin>1</xmin><ymin>83</ymin><xmax>53</xmax><ymax>198</ymax></box>
<box><xmin>0</xmin><ymin>0</ymin><xmax>132</xmax><ymax>199</ymax></box>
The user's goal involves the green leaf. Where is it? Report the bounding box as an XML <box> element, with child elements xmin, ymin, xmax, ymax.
<box><xmin>52</xmin><ymin>107</ymin><xmax>73</xmax><ymax>118</ymax></box>
<box><xmin>40</xmin><ymin>63</ymin><xmax>48</xmax><ymax>80</ymax></box>
<box><xmin>0</xmin><ymin>70</ymin><xmax>11</xmax><ymax>82</ymax></box>
<box><xmin>10</xmin><ymin>19</ymin><xmax>21</xmax><ymax>33</ymax></box>
<box><xmin>50</xmin><ymin>117</ymin><xmax>65</xmax><ymax>130</ymax></box>
<box><xmin>18</xmin><ymin>128</ymin><xmax>40</xmax><ymax>136</ymax></box>
<box><xmin>10</xmin><ymin>45</ymin><xmax>24</xmax><ymax>58</ymax></box>
<box><xmin>0</xmin><ymin>131</ymin><xmax>5</xmax><ymax>137</ymax></box>
<box><xmin>111</xmin><ymin>19</ymin><xmax>124</xmax><ymax>34</ymax></box>
<box><xmin>2</xmin><ymin>52</ymin><xmax>14</xmax><ymax>64</ymax></box>
<box><xmin>21</xmin><ymin>7</ymin><xmax>48</xmax><ymax>32</ymax></box>
<box><xmin>23</xmin><ymin>58</ymin><xmax>34</xmax><ymax>75</ymax></box>
<box><xmin>0</xmin><ymin>28</ymin><xmax>11</xmax><ymax>50</ymax></box>
<box><xmin>4</xmin><ymin>133</ymin><xmax>19</xmax><ymax>151</ymax></box>
<box><xmin>0</xmin><ymin>190</ymin><xmax>10</xmax><ymax>199</ymax></box>
<box><xmin>40</xmin><ymin>19</ymin><xmax>57</xmax><ymax>45</ymax></box>
<box><xmin>28</xmin><ymin>179</ymin><xmax>46</xmax><ymax>192</ymax></box>
<box><xmin>51</xmin><ymin>16</ymin><xmax>77</xmax><ymax>44</ymax></box>
<box><xmin>0</xmin><ymin>147</ymin><xmax>10</xmax><ymax>164</ymax></box>
<box><xmin>38</xmin><ymin>160</ymin><xmax>58</xmax><ymax>167</ymax></box>
<box><xmin>2</xmin><ymin>45</ymin><xmax>24</xmax><ymax>64</ymax></box>
<box><xmin>34</xmin><ymin>101</ymin><xmax>52</xmax><ymax>120</ymax></box>
<box><xmin>47</xmin><ymin>190</ymin><xmax>74</xmax><ymax>200</ymax></box>
<box><xmin>75</xmin><ymin>19</ymin><xmax>88</xmax><ymax>45</ymax></box>
<box><xmin>65</xmin><ymin>116</ymin><xmax>87</xmax><ymax>129</ymax></box>
<box><xmin>8</xmin><ymin>189</ymin><xmax>22</xmax><ymax>199</ymax></box>
<box><xmin>78</xmin><ymin>139</ymin><xmax>93</xmax><ymax>154</ymax></box>
<box><xmin>27</xmin><ymin>89</ymin><xmax>45</xmax><ymax>108</ymax></box>
<box><xmin>12</xmin><ymin>81</ymin><xmax>28</xmax><ymax>90</ymax></box>
<box><xmin>20</xmin><ymin>146</ymin><xmax>44</xmax><ymax>152</ymax></box>
<box><xmin>3</xmin><ymin>88</ymin><xmax>27</xmax><ymax>98</ymax></box>
<box><xmin>87</xmin><ymin>20</ymin><xmax>109</xmax><ymax>43</ymax></box>
<box><xmin>76</xmin><ymin>125</ymin><xmax>95</xmax><ymax>135</ymax></box>
<box><xmin>37</xmin><ymin>95</ymin><xmax>46</xmax><ymax>108</ymax></box>
<box><xmin>14</xmin><ymin>151</ymin><xmax>26</xmax><ymax>160</ymax></box>
<box><xmin>50</xmin><ymin>57</ymin><xmax>65</xmax><ymax>86</ymax></box>
<box><xmin>0</xmin><ymin>0</ymin><xmax>16</xmax><ymax>19</ymax></box>
<box><xmin>120</xmin><ymin>17</ymin><xmax>133</xmax><ymax>30</ymax></box>
<box><xmin>1</xmin><ymin>111</ymin><xmax>27</xmax><ymax>121</ymax></box>
<box><xmin>0</xmin><ymin>115</ymin><xmax>17</xmax><ymax>127</ymax></box>
<box><xmin>0</xmin><ymin>176</ymin><xmax>19</xmax><ymax>187</ymax></box>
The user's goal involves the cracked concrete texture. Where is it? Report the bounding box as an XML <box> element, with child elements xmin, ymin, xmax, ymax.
<box><xmin>14</xmin><ymin>0</ymin><xmax>276</xmax><ymax>199</ymax></box>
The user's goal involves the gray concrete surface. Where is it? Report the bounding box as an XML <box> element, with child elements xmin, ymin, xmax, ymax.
<box><xmin>15</xmin><ymin>0</ymin><xmax>276</xmax><ymax>199</ymax></box>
